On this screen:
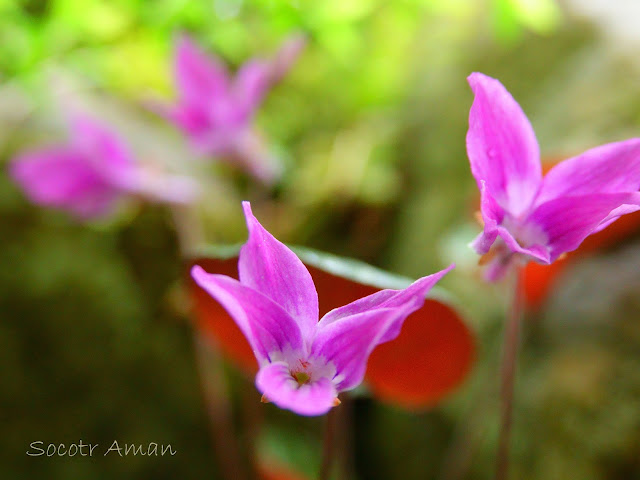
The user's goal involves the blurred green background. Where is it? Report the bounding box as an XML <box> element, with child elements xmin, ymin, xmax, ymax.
<box><xmin>2</xmin><ymin>0</ymin><xmax>640</xmax><ymax>479</ymax></box>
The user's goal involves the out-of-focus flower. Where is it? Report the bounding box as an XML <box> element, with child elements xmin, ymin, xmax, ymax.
<box><xmin>191</xmin><ymin>202</ymin><xmax>454</xmax><ymax>416</ymax></box>
<box><xmin>467</xmin><ymin>72</ymin><xmax>640</xmax><ymax>281</ymax></box>
<box><xmin>10</xmin><ymin>114</ymin><xmax>198</xmax><ymax>219</ymax></box>
<box><xmin>154</xmin><ymin>34</ymin><xmax>305</xmax><ymax>184</ymax></box>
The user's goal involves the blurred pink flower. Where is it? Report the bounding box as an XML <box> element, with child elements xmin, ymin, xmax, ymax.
<box><xmin>10</xmin><ymin>114</ymin><xmax>198</xmax><ymax>219</ymax></box>
<box><xmin>153</xmin><ymin>33</ymin><xmax>306</xmax><ymax>184</ymax></box>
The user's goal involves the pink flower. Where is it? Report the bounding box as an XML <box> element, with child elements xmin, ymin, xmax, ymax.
<box><xmin>155</xmin><ymin>34</ymin><xmax>305</xmax><ymax>184</ymax></box>
<box><xmin>10</xmin><ymin>114</ymin><xmax>197</xmax><ymax>219</ymax></box>
<box><xmin>192</xmin><ymin>202</ymin><xmax>454</xmax><ymax>416</ymax></box>
<box><xmin>467</xmin><ymin>72</ymin><xmax>640</xmax><ymax>280</ymax></box>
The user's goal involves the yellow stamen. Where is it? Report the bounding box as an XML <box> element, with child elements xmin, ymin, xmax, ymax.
<box><xmin>260</xmin><ymin>394</ymin><xmax>270</xmax><ymax>403</ymax></box>
<box><xmin>292</xmin><ymin>371</ymin><xmax>310</xmax><ymax>385</ymax></box>
<box><xmin>332</xmin><ymin>397</ymin><xmax>341</xmax><ymax>407</ymax></box>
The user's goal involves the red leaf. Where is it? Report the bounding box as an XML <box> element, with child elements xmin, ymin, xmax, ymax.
<box><xmin>366</xmin><ymin>300</ymin><xmax>475</xmax><ymax>409</ymax></box>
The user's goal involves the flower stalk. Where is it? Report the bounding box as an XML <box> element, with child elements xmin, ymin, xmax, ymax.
<box><xmin>319</xmin><ymin>407</ymin><xmax>338</xmax><ymax>480</ymax></box>
<box><xmin>495</xmin><ymin>266</ymin><xmax>524</xmax><ymax>480</ymax></box>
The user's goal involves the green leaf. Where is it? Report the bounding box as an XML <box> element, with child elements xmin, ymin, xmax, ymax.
<box><xmin>189</xmin><ymin>242</ymin><xmax>456</xmax><ymax>304</ymax></box>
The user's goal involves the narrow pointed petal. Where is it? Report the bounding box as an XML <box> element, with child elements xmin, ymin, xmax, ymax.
<box><xmin>592</xmin><ymin>204</ymin><xmax>640</xmax><ymax>234</ymax></box>
<box><xmin>238</xmin><ymin>202</ymin><xmax>319</xmax><ymax>340</ymax></box>
<box><xmin>366</xmin><ymin>299</ymin><xmax>475</xmax><ymax>409</ymax></box>
<box><xmin>270</xmin><ymin>33</ymin><xmax>306</xmax><ymax>84</ymax></box>
<box><xmin>528</xmin><ymin>192</ymin><xmax>640</xmax><ymax>262</ymax></box>
<box><xmin>470</xmin><ymin>180</ymin><xmax>505</xmax><ymax>255</ymax></box>
<box><xmin>189</xmin><ymin>258</ymin><xmax>258</xmax><ymax>373</ymax></box>
<box><xmin>234</xmin><ymin>35</ymin><xmax>305</xmax><ymax>115</ymax></box>
<box><xmin>9</xmin><ymin>148</ymin><xmax>120</xmax><ymax>218</ymax></box>
<box><xmin>318</xmin><ymin>265</ymin><xmax>455</xmax><ymax>343</ymax></box>
<box><xmin>471</xmin><ymin>181</ymin><xmax>550</xmax><ymax>271</ymax></box>
<box><xmin>479</xmin><ymin>225</ymin><xmax>551</xmax><ymax>282</ymax></box>
<box><xmin>191</xmin><ymin>266</ymin><xmax>304</xmax><ymax>365</ymax></box>
<box><xmin>256</xmin><ymin>362</ymin><xmax>337</xmax><ymax>416</ymax></box>
<box><xmin>234</xmin><ymin>60</ymin><xmax>272</xmax><ymax>115</ymax></box>
<box><xmin>312</xmin><ymin>307</ymin><xmax>417</xmax><ymax>392</ymax></box>
<box><xmin>69</xmin><ymin>115</ymin><xmax>133</xmax><ymax>176</ymax></box>
<box><xmin>69</xmin><ymin>115</ymin><xmax>198</xmax><ymax>204</ymax></box>
<box><xmin>147</xmin><ymin>101</ymin><xmax>212</xmax><ymax>139</ymax></box>
<box><xmin>535</xmin><ymin>139</ymin><xmax>640</xmax><ymax>206</ymax></box>
<box><xmin>467</xmin><ymin>73</ymin><xmax>541</xmax><ymax>216</ymax></box>
<box><xmin>175</xmin><ymin>34</ymin><xmax>229</xmax><ymax>106</ymax></box>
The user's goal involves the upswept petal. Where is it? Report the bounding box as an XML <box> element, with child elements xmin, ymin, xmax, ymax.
<box><xmin>311</xmin><ymin>307</ymin><xmax>418</xmax><ymax>392</ymax></box>
<box><xmin>191</xmin><ymin>266</ymin><xmax>304</xmax><ymax>365</ymax></box>
<box><xmin>467</xmin><ymin>73</ymin><xmax>541</xmax><ymax>216</ymax></box>
<box><xmin>234</xmin><ymin>34</ymin><xmax>305</xmax><ymax>115</ymax></box>
<box><xmin>9</xmin><ymin>148</ymin><xmax>120</xmax><ymax>219</ymax></box>
<box><xmin>318</xmin><ymin>265</ymin><xmax>455</xmax><ymax>343</ymax></box>
<box><xmin>238</xmin><ymin>202</ymin><xmax>319</xmax><ymax>341</ymax></box>
<box><xmin>175</xmin><ymin>34</ymin><xmax>229</xmax><ymax>106</ymax></box>
<box><xmin>592</xmin><ymin>203</ymin><xmax>640</xmax><ymax>234</ymax></box>
<box><xmin>270</xmin><ymin>34</ymin><xmax>306</xmax><ymax>84</ymax></box>
<box><xmin>69</xmin><ymin>115</ymin><xmax>134</xmax><ymax>181</ymax></box>
<box><xmin>234</xmin><ymin>60</ymin><xmax>272</xmax><ymax>116</ymax></box>
<box><xmin>493</xmin><ymin>226</ymin><xmax>550</xmax><ymax>264</ymax></box>
<box><xmin>470</xmin><ymin>180</ymin><xmax>505</xmax><ymax>255</ymax></box>
<box><xmin>148</xmin><ymin>102</ymin><xmax>212</xmax><ymax>138</ymax></box>
<box><xmin>527</xmin><ymin>192</ymin><xmax>640</xmax><ymax>262</ymax></box>
<box><xmin>256</xmin><ymin>362</ymin><xmax>337</xmax><ymax>416</ymax></box>
<box><xmin>535</xmin><ymin>139</ymin><xmax>640</xmax><ymax>206</ymax></box>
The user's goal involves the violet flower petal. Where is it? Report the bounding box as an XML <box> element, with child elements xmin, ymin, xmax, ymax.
<box><xmin>535</xmin><ymin>138</ymin><xmax>640</xmax><ymax>206</ymax></box>
<box><xmin>256</xmin><ymin>362</ymin><xmax>337</xmax><ymax>416</ymax></box>
<box><xmin>471</xmin><ymin>181</ymin><xmax>550</xmax><ymax>264</ymax></box>
<box><xmin>174</xmin><ymin>34</ymin><xmax>229</xmax><ymax>107</ymax></box>
<box><xmin>270</xmin><ymin>33</ymin><xmax>306</xmax><ymax>84</ymax></box>
<box><xmin>234</xmin><ymin>59</ymin><xmax>272</xmax><ymax>116</ymax></box>
<box><xmin>191</xmin><ymin>266</ymin><xmax>304</xmax><ymax>365</ymax></box>
<box><xmin>592</xmin><ymin>203</ymin><xmax>640</xmax><ymax>234</ymax></box>
<box><xmin>69</xmin><ymin>115</ymin><xmax>136</xmax><ymax>180</ymax></box>
<box><xmin>311</xmin><ymin>308</ymin><xmax>416</xmax><ymax>392</ymax></box>
<box><xmin>238</xmin><ymin>202</ymin><xmax>319</xmax><ymax>342</ymax></box>
<box><xmin>9</xmin><ymin>148</ymin><xmax>120</xmax><ymax>219</ymax></box>
<box><xmin>318</xmin><ymin>264</ymin><xmax>455</xmax><ymax>343</ymax></box>
<box><xmin>528</xmin><ymin>192</ymin><xmax>640</xmax><ymax>262</ymax></box>
<box><xmin>233</xmin><ymin>34</ymin><xmax>306</xmax><ymax>115</ymax></box>
<box><xmin>470</xmin><ymin>180</ymin><xmax>505</xmax><ymax>255</ymax></box>
<box><xmin>149</xmin><ymin>102</ymin><xmax>213</xmax><ymax>140</ymax></box>
<box><xmin>467</xmin><ymin>73</ymin><xmax>541</xmax><ymax>216</ymax></box>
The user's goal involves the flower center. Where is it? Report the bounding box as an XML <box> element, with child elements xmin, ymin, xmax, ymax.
<box><xmin>292</xmin><ymin>371</ymin><xmax>310</xmax><ymax>386</ymax></box>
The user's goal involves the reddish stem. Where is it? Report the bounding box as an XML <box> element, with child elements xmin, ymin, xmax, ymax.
<box><xmin>495</xmin><ymin>266</ymin><xmax>525</xmax><ymax>480</ymax></box>
<box><xmin>319</xmin><ymin>407</ymin><xmax>338</xmax><ymax>480</ymax></box>
<box><xmin>193</xmin><ymin>332</ymin><xmax>248</xmax><ymax>480</ymax></box>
